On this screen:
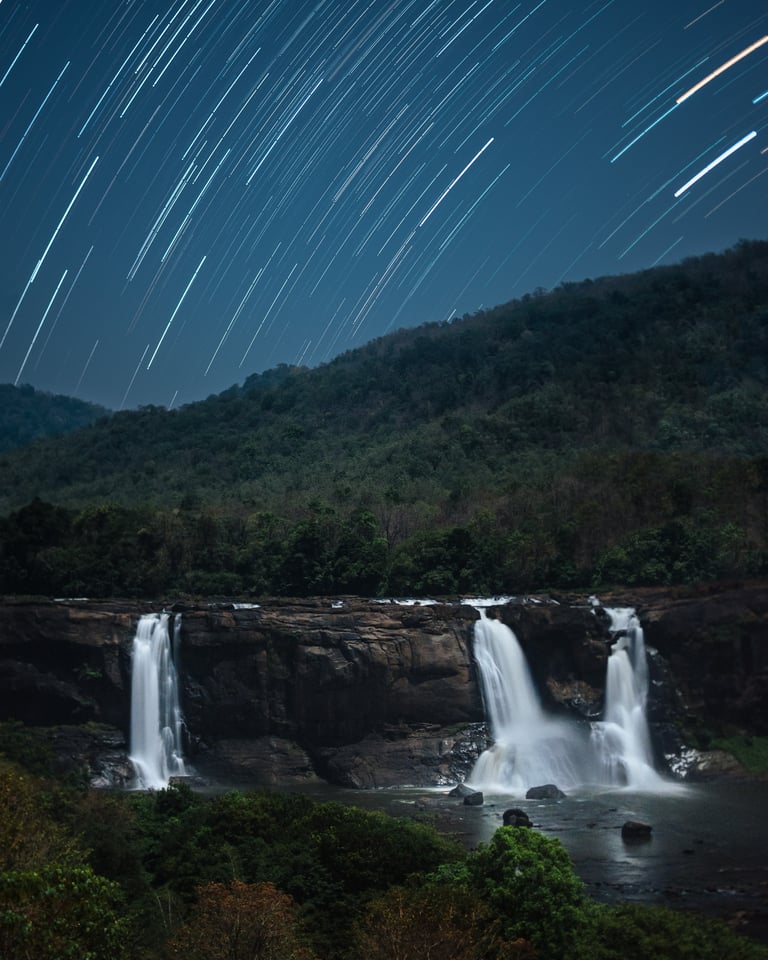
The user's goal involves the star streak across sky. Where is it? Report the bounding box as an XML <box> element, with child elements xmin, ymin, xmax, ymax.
<box><xmin>0</xmin><ymin>0</ymin><xmax>766</xmax><ymax>409</ymax></box>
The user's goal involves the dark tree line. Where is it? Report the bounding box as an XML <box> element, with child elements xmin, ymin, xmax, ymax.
<box><xmin>1</xmin><ymin>460</ymin><xmax>765</xmax><ymax>599</ymax></box>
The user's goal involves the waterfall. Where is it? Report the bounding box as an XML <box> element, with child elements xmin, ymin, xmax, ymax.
<box><xmin>590</xmin><ymin>607</ymin><xmax>664</xmax><ymax>790</ymax></box>
<box><xmin>468</xmin><ymin>606</ymin><xmax>663</xmax><ymax>795</ymax></box>
<box><xmin>129</xmin><ymin>612</ymin><xmax>187</xmax><ymax>789</ymax></box>
<box><xmin>469</xmin><ymin>612</ymin><xmax>593</xmax><ymax>793</ymax></box>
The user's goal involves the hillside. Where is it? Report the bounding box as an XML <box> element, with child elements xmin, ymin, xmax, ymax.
<box><xmin>0</xmin><ymin>383</ymin><xmax>108</xmax><ymax>454</ymax></box>
<box><xmin>1</xmin><ymin>240</ymin><xmax>767</xmax><ymax>598</ymax></box>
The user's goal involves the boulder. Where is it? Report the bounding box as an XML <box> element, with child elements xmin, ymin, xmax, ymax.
<box><xmin>462</xmin><ymin>790</ymin><xmax>484</xmax><ymax>806</ymax></box>
<box><xmin>503</xmin><ymin>808</ymin><xmax>532</xmax><ymax>827</ymax></box>
<box><xmin>621</xmin><ymin>820</ymin><xmax>652</xmax><ymax>841</ymax></box>
<box><xmin>448</xmin><ymin>782</ymin><xmax>477</xmax><ymax>797</ymax></box>
<box><xmin>525</xmin><ymin>783</ymin><xmax>566</xmax><ymax>799</ymax></box>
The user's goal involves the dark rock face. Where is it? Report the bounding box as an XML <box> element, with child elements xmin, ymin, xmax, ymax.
<box><xmin>494</xmin><ymin>602</ymin><xmax>608</xmax><ymax>717</ymax></box>
<box><xmin>0</xmin><ymin>601</ymin><xmax>141</xmax><ymax>729</ymax></box>
<box><xmin>176</xmin><ymin>601</ymin><xmax>483</xmax><ymax>787</ymax></box>
<box><xmin>1</xmin><ymin>584</ymin><xmax>767</xmax><ymax>788</ymax></box>
<box><xmin>636</xmin><ymin>583</ymin><xmax>768</xmax><ymax>738</ymax></box>
<box><xmin>0</xmin><ymin>599</ymin><xmax>485</xmax><ymax>787</ymax></box>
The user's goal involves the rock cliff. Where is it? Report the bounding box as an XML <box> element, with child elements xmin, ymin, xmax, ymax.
<box><xmin>0</xmin><ymin>584</ymin><xmax>766</xmax><ymax>787</ymax></box>
<box><xmin>178</xmin><ymin>599</ymin><xmax>482</xmax><ymax>786</ymax></box>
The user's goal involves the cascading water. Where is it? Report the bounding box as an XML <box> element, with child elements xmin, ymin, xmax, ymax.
<box><xmin>469</xmin><ymin>611</ymin><xmax>593</xmax><ymax>793</ymax></box>
<box><xmin>590</xmin><ymin>607</ymin><xmax>664</xmax><ymax>790</ymax></box>
<box><xmin>468</xmin><ymin>605</ymin><xmax>664</xmax><ymax>795</ymax></box>
<box><xmin>129</xmin><ymin>612</ymin><xmax>187</xmax><ymax>789</ymax></box>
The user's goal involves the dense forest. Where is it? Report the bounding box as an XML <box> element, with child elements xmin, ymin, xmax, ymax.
<box><xmin>1</xmin><ymin>732</ymin><xmax>766</xmax><ymax>960</ymax></box>
<box><xmin>0</xmin><ymin>383</ymin><xmax>106</xmax><ymax>454</ymax></box>
<box><xmin>1</xmin><ymin>239</ymin><xmax>768</xmax><ymax>597</ymax></box>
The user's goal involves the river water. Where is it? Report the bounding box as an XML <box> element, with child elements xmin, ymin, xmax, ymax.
<box><xmin>282</xmin><ymin>777</ymin><xmax>768</xmax><ymax>942</ymax></box>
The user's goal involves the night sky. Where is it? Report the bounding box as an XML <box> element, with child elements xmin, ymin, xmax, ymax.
<box><xmin>0</xmin><ymin>0</ymin><xmax>766</xmax><ymax>409</ymax></box>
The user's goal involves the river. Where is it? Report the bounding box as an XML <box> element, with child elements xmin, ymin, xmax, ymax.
<box><xmin>280</xmin><ymin>776</ymin><xmax>768</xmax><ymax>943</ymax></box>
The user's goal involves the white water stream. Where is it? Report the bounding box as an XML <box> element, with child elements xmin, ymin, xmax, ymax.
<box><xmin>590</xmin><ymin>607</ymin><xmax>664</xmax><ymax>790</ymax></box>
<box><xmin>129</xmin><ymin>612</ymin><xmax>187</xmax><ymax>789</ymax></box>
<box><xmin>469</xmin><ymin>605</ymin><xmax>665</xmax><ymax>794</ymax></box>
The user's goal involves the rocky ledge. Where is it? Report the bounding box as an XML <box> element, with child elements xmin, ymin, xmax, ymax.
<box><xmin>0</xmin><ymin>583</ymin><xmax>766</xmax><ymax>787</ymax></box>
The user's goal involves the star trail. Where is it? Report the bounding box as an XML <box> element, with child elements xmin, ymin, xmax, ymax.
<box><xmin>0</xmin><ymin>0</ymin><xmax>766</xmax><ymax>408</ymax></box>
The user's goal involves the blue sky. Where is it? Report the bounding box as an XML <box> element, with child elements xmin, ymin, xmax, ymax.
<box><xmin>0</xmin><ymin>0</ymin><xmax>766</xmax><ymax>408</ymax></box>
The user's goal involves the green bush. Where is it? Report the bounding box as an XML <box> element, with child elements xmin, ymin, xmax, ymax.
<box><xmin>584</xmin><ymin>902</ymin><xmax>768</xmax><ymax>960</ymax></box>
<box><xmin>465</xmin><ymin>826</ymin><xmax>589</xmax><ymax>960</ymax></box>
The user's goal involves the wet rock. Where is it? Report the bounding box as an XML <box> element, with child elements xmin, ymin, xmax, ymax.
<box><xmin>622</xmin><ymin>820</ymin><xmax>653</xmax><ymax>841</ymax></box>
<box><xmin>448</xmin><ymin>782</ymin><xmax>477</xmax><ymax>797</ymax></box>
<box><xmin>463</xmin><ymin>790</ymin><xmax>484</xmax><ymax>806</ymax></box>
<box><xmin>526</xmin><ymin>783</ymin><xmax>566</xmax><ymax>799</ymax></box>
<box><xmin>665</xmin><ymin>746</ymin><xmax>749</xmax><ymax>781</ymax></box>
<box><xmin>503</xmin><ymin>808</ymin><xmax>532</xmax><ymax>827</ymax></box>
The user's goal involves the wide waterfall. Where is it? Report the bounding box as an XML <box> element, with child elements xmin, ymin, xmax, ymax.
<box><xmin>469</xmin><ymin>605</ymin><xmax>664</xmax><ymax>795</ymax></box>
<box><xmin>129</xmin><ymin>612</ymin><xmax>187</xmax><ymax>789</ymax></box>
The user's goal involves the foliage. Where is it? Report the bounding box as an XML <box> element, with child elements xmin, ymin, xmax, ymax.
<box><xmin>0</xmin><ymin>864</ymin><xmax>127</xmax><ymax>960</ymax></box>
<box><xmin>582</xmin><ymin>902</ymin><xmax>768</xmax><ymax>960</ymax></box>
<box><xmin>1</xmin><ymin>765</ymin><xmax>766</xmax><ymax>960</ymax></box>
<box><xmin>127</xmin><ymin>786</ymin><xmax>464</xmax><ymax>959</ymax></box>
<box><xmin>0</xmin><ymin>763</ymin><xmax>82</xmax><ymax>872</ymax></box>
<box><xmin>0</xmin><ymin>383</ymin><xmax>106</xmax><ymax>455</ymax></box>
<box><xmin>165</xmin><ymin>880</ymin><xmax>314</xmax><ymax>960</ymax></box>
<box><xmin>0</xmin><ymin>722</ymin><xmax>55</xmax><ymax>777</ymax></box>
<box><xmin>1</xmin><ymin>242</ymin><xmax>768</xmax><ymax>596</ymax></box>
<box><xmin>352</xmin><ymin>883</ymin><xmax>536</xmax><ymax>960</ymax></box>
<box><xmin>463</xmin><ymin>826</ymin><xmax>589</xmax><ymax>960</ymax></box>
<box><xmin>711</xmin><ymin>735</ymin><xmax>768</xmax><ymax>773</ymax></box>
<box><xmin>0</xmin><ymin>764</ymin><xmax>128</xmax><ymax>959</ymax></box>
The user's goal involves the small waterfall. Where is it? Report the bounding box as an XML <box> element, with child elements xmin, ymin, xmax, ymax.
<box><xmin>469</xmin><ymin>612</ymin><xmax>593</xmax><ymax>793</ymax></box>
<box><xmin>590</xmin><ymin>607</ymin><xmax>664</xmax><ymax>790</ymax></box>
<box><xmin>129</xmin><ymin>612</ymin><xmax>187</xmax><ymax>789</ymax></box>
<box><xmin>468</xmin><ymin>606</ymin><xmax>664</xmax><ymax>795</ymax></box>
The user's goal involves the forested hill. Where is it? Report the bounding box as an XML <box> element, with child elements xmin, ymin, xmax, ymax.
<box><xmin>2</xmin><ymin>239</ymin><xmax>768</xmax><ymax>598</ymax></box>
<box><xmin>0</xmin><ymin>384</ymin><xmax>107</xmax><ymax>454</ymax></box>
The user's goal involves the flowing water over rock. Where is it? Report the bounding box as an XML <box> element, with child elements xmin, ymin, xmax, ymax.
<box><xmin>469</xmin><ymin>606</ymin><xmax>668</xmax><ymax>794</ymax></box>
<box><xmin>469</xmin><ymin>611</ymin><xmax>594</xmax><ymax>792</ymax></box>
<box><xmin>129</xmin><ymin>612</ymin><xmax>187</xmax><ymax>789</ymax></box>
<box><xmin>591</xmin><ymin>607</ymin><xmax>665</xmax><ymax>789</ymax></box>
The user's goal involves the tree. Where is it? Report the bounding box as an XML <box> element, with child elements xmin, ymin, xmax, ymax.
<box><xmin>353</xmin><ymin>884</ymin><xmax>536</xmax><ymax>960</ymax></box>
<box><xmin>0</xmin><ymin>765</ymin><xmax>81</xmax><ymax>872</ymax></box>
<box><xmin>165</xmin><ymin>880</ymin><xmax>314</xmax><ymax>960</ymax></box>
<box><xmin>467</xmin><ymin>827</ymin><xmax>588</xmax><ymax>960</ymax></box>
<box><xmin>0</xmin><ymin>864</ymin><xmax>127</xmax><ymax>960</ymax></box>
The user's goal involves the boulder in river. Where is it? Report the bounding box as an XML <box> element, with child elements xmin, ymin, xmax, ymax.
<box><xmin>526</xmin><ymin>783</ymin><xmax>566</xmax><ymax>799</ymax></box>
<box><xmin>463</xmin><ymin>790</ymin><xmax>484</xmax><ymax>806</ymax></box>
<box><xmin>621</xmin><ymin>820</ymin><xmax>653</xmax><ymax>841</ymax></box>
<box><xmin>503</xmin><ymin>808</ymin><xmax>532</xmax><ymax>827</ymax></box>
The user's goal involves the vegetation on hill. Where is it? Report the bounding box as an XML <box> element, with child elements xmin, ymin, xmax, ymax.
<box><xmin>0</xmin><ymin>383</ymin><xmax>107</xmax><ymax>454</ymax></box>
<box><xmin>1</xmin><ymin>240</ymin><xmax>768</xmax><ymax>597</ymax></box>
